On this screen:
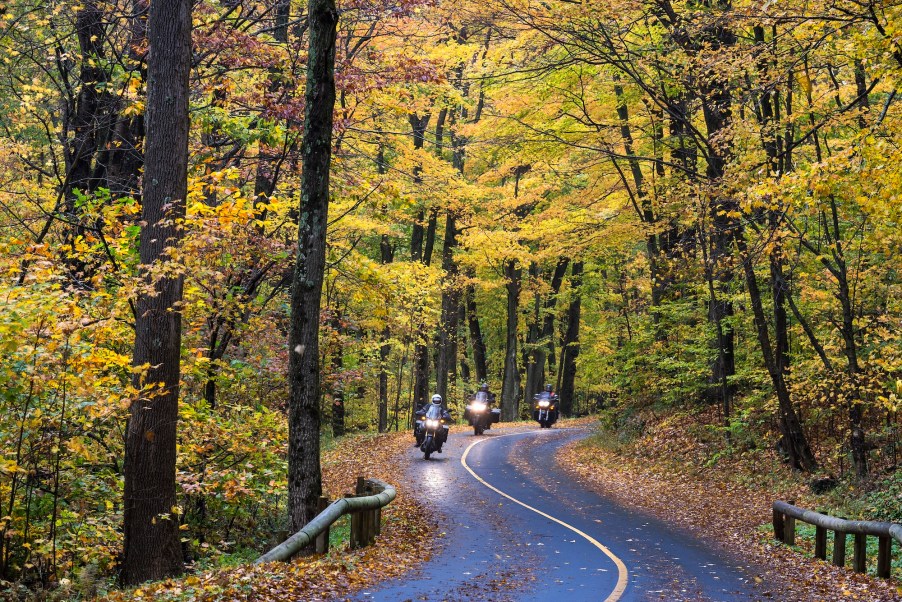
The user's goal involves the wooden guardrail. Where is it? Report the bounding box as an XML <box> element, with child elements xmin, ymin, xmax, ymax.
<box><xmin>256</xmin><ymin>477</ymin><xmax>396</xmax><ymax>564</ymax></box>
<box><xmin>773</xmin><ymin>500</ymin><xmax>902</xmax><ymax>578</ymax></box>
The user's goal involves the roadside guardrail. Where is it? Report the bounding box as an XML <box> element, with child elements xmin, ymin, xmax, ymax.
<box><xmin>257</xmin><ymin>477</ymin><xmax>396</xmax><ymax>563</ymax></box>
<box><xmin>772</xmin><ymin>500</ymin><xmax>902</xmax><ymax>578</ymax></box>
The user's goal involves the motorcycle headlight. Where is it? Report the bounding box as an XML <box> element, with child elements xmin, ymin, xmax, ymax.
<box><xmin>426</xmin><ymin>419</ymin><xmax>439</xmax><ymax>428</ymax></box>
<box><xmin>538</xmin><ymin>400</ymin><xmax>550</xmax><ymax>408</ymax></box>
<box><xmin>471</xmin><ymin>402</ymin><xmax>486</xmax><ymax>412</ymax></box>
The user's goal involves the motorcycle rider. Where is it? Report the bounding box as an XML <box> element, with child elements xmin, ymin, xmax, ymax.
<box><xmin>424</xmin><ymin>393</ymin><xmax>452</xmax><ymax>453</ymax></box>
<box><xmin>535</xmin><ymin>383</ymin><xmax>560</xmax><ymax>422</ymax></box>
<box><xmin>477</xmin><ymin>382</ymin><xmax>496</xmax><ymax>404</ymax></box>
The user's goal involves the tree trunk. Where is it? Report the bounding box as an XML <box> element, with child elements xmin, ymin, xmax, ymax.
<box><xmin>105</xmin><ymin>0</ymin><xmax>147</xmax><ymax>201</ymax></box>
<box><xmin>742</xmin><ymin>254</ymin><xmax>817</xmax><ymax>471</ymax></box>
<box><xmin>465</xmin><ymin>277</ymin><xmax>488</xmax><ymax>383</ymax></box>
<box><xmin>330</xmin><ymin>312</ymin><xmax>345</xmax><ymax>438</ymax></box>
<box><xmin>501</xmin><ymin>259</ymin><xmax>522</xmax><ymax>421</ymax></box>
<box><xmin>287</xmin><ymin>0</ymin><xmax>337</xmax><ymax>535</ymax></box>
<box><xmin>378</xmin><ymin>234</ymin><xmax>393</xmax><ymax>432</ymax></box>
<box><xmin>524</xmin><ymin>263</ymin><xmax>543</xmax><ymax>405</ymax></box>
<box><xmin>829</xmin><ymin>196</ymin><xmax>868</xmax><ymax>478</ymax></box>
<box><xmin>122</xmin><ymin>0</ymin><xmax>191</xmax><ymax>584</ymax></box>
<box><xmin>559</xmin><ymin>261</ymin><xmax>583</xmax><ymax>417</ymax></box>
<box><xmin>254</xmin><ymin>0</ymin><xmax>291</xmax><ymax>207</ymax></box>
<box><xmin>613</xmin><ymin>82</ymin><xmax>662</xmax><ymax>321</ymax></box>
<box><xmin>749</xmin><ymin>24</ymin><xmax>818</xmax><ymax>471</ymax></box>
<box><xmin>436</xmin><ymin>213</ymin><xmax>459</xmax><ymax>401</ymax></box>
<box><xmin>528</xmin><ymin>258</ymin><xmax>570</xmax><ymax>398</ymax></box>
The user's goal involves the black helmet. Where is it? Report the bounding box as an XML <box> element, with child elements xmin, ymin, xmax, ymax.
<box><xmin>544</xmin><ymin>383</ymin><xmax>553</xmax><ymax>392</ymax></box>
<box><xmin>431</xmin><ymin>393</ymin><xmax>442</xmax><ymax>404</ymax></box>
<box><xmin>479</xmin><ymin>382</ymin><xmax>489</xmax><ymax>392</ymax></box>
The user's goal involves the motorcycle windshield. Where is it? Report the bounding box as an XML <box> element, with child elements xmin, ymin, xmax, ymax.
<box><xmin>475</xmin><ymin>391</ymin><xmax>489</xmax><ymax>403</ymax></box>
<box><xmin>425</xmin><ymin>405</ymin><xmax>443</xmax><ymax>420</ymax></box>
<box><xmin>536</xmin><ymin>392</ymin><xmax>551</xmax><ymax>402</ymax></box>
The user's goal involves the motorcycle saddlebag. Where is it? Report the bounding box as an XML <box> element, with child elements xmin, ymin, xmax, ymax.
<box><xmin>490</xmin><ymin>408</ymin><xmax>501</xmax><ymax>423</ymax></box>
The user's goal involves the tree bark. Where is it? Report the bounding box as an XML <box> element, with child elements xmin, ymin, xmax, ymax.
<box><xmin>465</xmin><ymin>277</ymin><xmax>488</xmax><ymax>383</ymax></box>
<box><xmin>378</xmin><ymin>234</ymin><xmax>393</xmax><ymax>432</ymax></box>
<box><xmin>122</xmin><ymin>0</ymin><xmax>191</xmax><ymax>584</ymax></box>
<box><xmin>436</xmin><ymin>213</ymin><xmax>459</xmax><ymax>400</ymax></box>
<box><xmin>559</xmin><ymin>261</ymin><xmax>583</xmax><ymax>417</ymax></box>
<box><xmin>742</xmin><ymin>254</ymin><xmax>817</xmax><ymax>471</ymax></box>
<box><xmin>330</xmin><ymin>312</ymin><xmax>345</xmax><ymax>438</ymax></box>
<box><xmin>525</xmin><ymin>258</ymin><xmax>569</xmax><ymax>402</ymax></box>
<box><xmin>287</xmin><ymin>0</ymin><xmax>337</xmax><ymax>535</ymax></box>
<box><xmin>501</xmin><ymin>259</ymin><xmax>522</xmax><ymax>421</ymax></box>
<box><xmin>408</xmin><ymin>113</ymin><xmax>432</xmax><ymax>409</ymax></box>
<box><xmin>105</xmin><ymin>0</ymin><xmax>147</xmax><ymax>201</ymax></box>
<box><xmin>524</xmin><ymin>263</ymin><xmax>543</xmax><ymax>405</ymax></box>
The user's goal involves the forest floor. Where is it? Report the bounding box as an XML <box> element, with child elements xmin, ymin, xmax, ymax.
<box><xmin>560</xmin><ymin>408</ymin><xmax>902</xmax><ymax>601</ymax></box>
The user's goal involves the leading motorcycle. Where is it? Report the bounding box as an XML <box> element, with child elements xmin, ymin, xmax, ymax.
<box><xmin>420</xmin><ymin>403</ymin><xmax>450</xmax><ymax>460</ymax></box>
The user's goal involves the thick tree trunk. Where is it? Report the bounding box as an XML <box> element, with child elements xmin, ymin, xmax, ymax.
<box><xmin>287</xmin><ymin>0</ymin><xmax>337</xmax><ymax>535</ymax></box>
<box><xmin>559</xmin><ymin>261</ymin><xmax>583</xmax><ymax>417</ymax></box>
<box><xmin>122</xmin><ymin>0</ymin><xmax>191</xmax><ymax>584</ymax></box>
<box><xmin>436</xmin><ymin>213</ymin><xmax>459</xmax><ymax>400</ymax></box>
<box><xmin>501</xmin><ymin>259</ymin><xmax>522</xmax><ymax>421</ymax></box>
<box><xmin>701</xmin><ymin>76</ymin><xmax>739</xmax><ymax>414</ymax></box>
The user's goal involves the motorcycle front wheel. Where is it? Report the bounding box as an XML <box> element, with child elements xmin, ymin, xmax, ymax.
<box><xmin>423</xmin><ymin>435</ymin><xmax>434</xmax><ymax>460</ymax></box>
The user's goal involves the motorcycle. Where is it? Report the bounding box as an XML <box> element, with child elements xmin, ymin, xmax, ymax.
<box><xmin>413</xmin><ymin>407</ymin><xmax>427</xmax><ymax>447</ymax></box>
<box><xmin>464</xmin><ymin>391</ymin><xmax>501</xmax><ymax>436</ymax></box>
<box><xmin>420</xmin><ymin>404</ymin><xmax>450</xmax><ymax>460</ymax></box>
<box><xmin>532</xmin><ymin>391</ymin><xmax>559</xmax><ymax>428</ymax></box>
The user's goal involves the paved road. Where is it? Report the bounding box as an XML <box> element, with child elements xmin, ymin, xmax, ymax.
<box><xmin>353</xmin><ymin>426</ymin><xmax>771</xmax><ymax>602</ymax></box>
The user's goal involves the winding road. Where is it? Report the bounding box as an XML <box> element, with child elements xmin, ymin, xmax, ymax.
<box><xmin>353</xmin><ymin>426</ymin><xmax>770</xmax><ymax>602</ymax></box>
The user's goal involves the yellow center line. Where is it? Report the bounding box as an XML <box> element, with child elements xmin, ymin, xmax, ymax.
<box><xmin>460</xmin><ymin>431</ymin><xmax>629</xmax><ymax>602</ymax></box>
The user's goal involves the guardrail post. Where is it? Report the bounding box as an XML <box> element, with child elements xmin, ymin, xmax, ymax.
<box><xmin>375</xmin><ymin>506</ymin><xmax>382</xmax><ymax>536</ymax></box>
<box><xmin>815</xmin><ymin>526</ymin><xmax>827</xmax><ymax>560</ymax></box>
<box><xmin>314</xmin><ymin>496</ymin><xmax>330</xmax><ymax>554</ymax></box>
<box><xmin>773</xmin><ymin>507</ymin><xmax>784</xmax><ymax>541</ymax></box>
<box><xmin>833</xmin><ymin>531</ymin><xmax>846</xmax><ymax>567</ymax></box>
<box><xmin>877</xmin><ymin>535</ymin><xmax>892</xmax><ymax>578</ymax></box>
<box><xmin>365</xmin><ymin>484</ymin><xmax>377</xmax><ymax>545</ymax></box>
<box><xmin>783</xmin><ymin>514</ymin><xmax>796</xmax><ymax>546</ymax></box>
<box><xmin>347</xmin><ymin>491</ymin><xmax>363</xmax><ymax>550</ymax></box>
<box><xmin>853</xmin><ymin>533</ymin><xmax>867</xmax><ymax>573</ymax></box>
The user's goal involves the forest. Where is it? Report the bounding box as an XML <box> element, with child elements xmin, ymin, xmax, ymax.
<box><xmin>1</xmin><ymin>0</ymin><xmax>902</xmax><ymax>598</ymax></box>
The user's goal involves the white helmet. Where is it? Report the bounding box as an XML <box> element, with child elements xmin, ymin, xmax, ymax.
<box><xmin>431</xmin><ymin>394</ymin><xmax>442</xmax><ymax>404</ymax></box>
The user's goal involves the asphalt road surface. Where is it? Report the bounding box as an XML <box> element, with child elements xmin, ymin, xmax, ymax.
<box><xmin>353</xmin><ymin>426</ymin><xmax>772</xmax><ymax>602</ymax></box>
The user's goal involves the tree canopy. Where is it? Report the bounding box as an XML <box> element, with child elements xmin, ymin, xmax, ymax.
<box><xmin>0</xmin><ymin>0</ymin><xmax>901</xmax><ymax>593</ymax></box>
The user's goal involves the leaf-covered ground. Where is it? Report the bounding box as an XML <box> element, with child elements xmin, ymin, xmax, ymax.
<box><xmin>560</xmin><ymin>411</ymin><xmax>902</xmax><ymax>601</ymax></box>
<box><xmin>100</xmin><ymin>430</ymin><xmax>434</xmax><ymax>602</ymax></box>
